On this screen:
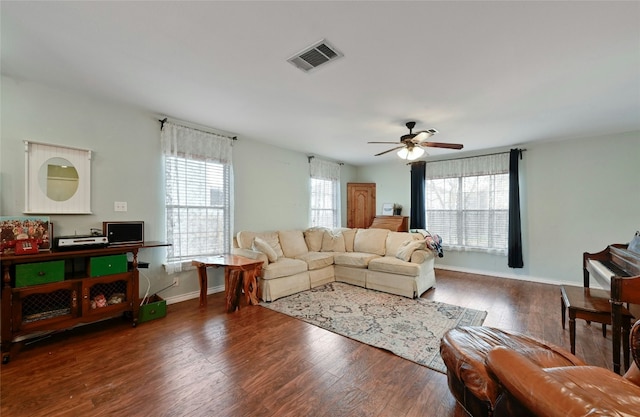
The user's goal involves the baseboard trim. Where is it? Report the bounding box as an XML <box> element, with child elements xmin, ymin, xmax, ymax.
<box><xmin>434</xmin><ymin>265</ymin><xmax>580</xmax><ymax>287</ymax></box>
<box><xmin>163</xmin><ymin>285</ymin><xmax>225</xmax><ymax>305</ymax></box>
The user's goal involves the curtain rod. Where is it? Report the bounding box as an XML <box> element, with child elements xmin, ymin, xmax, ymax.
<box><xmin>308</xmin><ymin>155</ymin><xmax>344</xmax><ymax>165</ymax></box>
<box><xmin>425</xmin><ymin>148</ymin><xmax>526</xmax><ymax>163</ymax></box>
<box><xmin>158</xmin><ymin>117</ymin><xmax>237</xmax><ymax>141</ymax></box>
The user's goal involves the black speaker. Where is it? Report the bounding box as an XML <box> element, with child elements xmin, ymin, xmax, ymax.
<box><xmin>103</xmin><ymin>221</ymin><xmax>144</xmax><ymax>245</ymax></box>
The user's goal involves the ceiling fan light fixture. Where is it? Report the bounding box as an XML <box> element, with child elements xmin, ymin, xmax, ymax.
<box><xmin>397</xmin><ymin>147</ymin><xmax>425</xmax><ymax>160</ymax></box>
<box><xmin>408</xmin><ymin>147</ymin><xmax>425</xmax><ymax>160</ymax></box>
<box><xmin>371</xmin><ymin>121</ymin><xmax>461</xmax><ymax>159</ymax></box>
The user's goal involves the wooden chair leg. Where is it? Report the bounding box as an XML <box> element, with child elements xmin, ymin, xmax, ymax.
<box><xmin>561</xmin><ymin>294</ymin><xmax>566</xmax><ymax>330</ymax></box>
<box><xmin>569</xmin><ymin>312</ymin><xmax>576</xmax><ymax>355</ymax></box>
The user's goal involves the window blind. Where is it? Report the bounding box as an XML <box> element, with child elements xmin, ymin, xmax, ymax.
<box><xmin>161</xmin><ymin>122</ymin><xmax>233</xmax><ymax>273</ymax></box>
<box><xmin>309</xmin><ymin>157</ymin><xmax>341</xmax><ymax>228</ymax></box>
<box><xmin>426</xmin><ymin>153</ymin><xmax>509</xmax><ymax>254</ymax></box>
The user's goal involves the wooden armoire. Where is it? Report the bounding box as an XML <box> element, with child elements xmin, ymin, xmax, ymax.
<box><xmin>347</xmin><ymin>183</ymin><xmax>376</xmax><ymax>229</ymax></box>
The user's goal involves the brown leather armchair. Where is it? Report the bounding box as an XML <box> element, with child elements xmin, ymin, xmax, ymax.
<box><xmin>486</xmin><ymin>320</ymin><xmax>640</xmax><ymax>417</ymax></box>
<box><xmin>440</xmin><ymin>326</ymin><xmax>586</xmax><ymax>417</ymax></box>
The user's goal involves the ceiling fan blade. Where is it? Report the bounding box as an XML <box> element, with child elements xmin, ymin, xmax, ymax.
<box><xmin>368</xmin><ymin>141</ymin><xmax>403</xmax><ymax>144</ymax></box>
<box><xmin>421</xmin><ymin>142</ymin><xmax>464</xmax><ymax>150</ymax></box>
<box><xmin>375</xmin><ymin>146</ymin><xmax>405</xmax><ymax>156</ymax></box>
<box><xmin>412</xmin><ymin>131</ymin><xmax>434</xmax><ymax>143</ymax></box>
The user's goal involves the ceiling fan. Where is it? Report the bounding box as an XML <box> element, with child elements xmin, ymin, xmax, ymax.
<box><xmin>368</xmin><ymin>122</ymin><xmax>464</xmax><ymax>160</ymax></box>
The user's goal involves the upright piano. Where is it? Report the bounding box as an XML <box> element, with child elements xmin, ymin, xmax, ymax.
<box><xmin>583</xmin><ymin>244</ymin><xmax>640</xmax><ymax>373</ymax></box>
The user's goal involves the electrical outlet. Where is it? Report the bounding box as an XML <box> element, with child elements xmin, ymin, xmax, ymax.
<box><xmin>114</xmin><ymin>201</ymin><xmax>127</xmax><ymax>212</ymax></box>
<box><xmin>173</xmin><ymin>278</ymin><xmax>179</xmax><ymax>287</ymax></box>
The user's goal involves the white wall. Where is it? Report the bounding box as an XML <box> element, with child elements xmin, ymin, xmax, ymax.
<box><xmin>232</xmin><ymin>138</ymin><xmax>356</xmax><ymax>231</ymax></box>
<box><xmin>357</xmin><ymin>162</ymin><xmax>412</xmax><ymax>216</ymax></box>
<box><xmin>523</xmin><ymin>132</ymin><xmax>638</xmax><ymax>285</ymax></box>
<box><xmin>3</xmin><ymin>75</ymin><xmax>637</xmax><ymax>297</ymax></box>
<box><xmin>357</xmin><ymin>131</ymin><xmax>640</xmax><ymax>286</ymax></box>
<box><xmin>0</xmin><ymin>76</ymin><xmax>179</xmax><ymax>298</ymax></box>
<box><xmin>0</xmin><ymin>76</ymin><xmax>358</xmax><ymax>302</ymax></box>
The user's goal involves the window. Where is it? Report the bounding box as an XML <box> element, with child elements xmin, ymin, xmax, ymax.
<box><xmin>425</xmin><ymin>153</ymin><xmax>509</xmax><ymax>254</ymax></box>
<box><xmin>310</xmin><ymin>177</ymin><xmax>338</xmax><ymax>228</ymax></box>
<box><xmin>309</xmin><ymin>157</ymin><xmax>341</xmax><ymax>228</ymax></box>
<box><xmin>161</xmin><ymin>122</ymin><xmax>233</xmax><ymax>272</ymax></box>
<box><xmin>165</xmin><ymin>157</ymin><xmax>231</xmax><ymax>264</ymax></box>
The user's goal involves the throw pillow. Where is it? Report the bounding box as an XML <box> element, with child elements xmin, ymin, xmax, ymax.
<box><xmin>396</xmin><ymin>240</ymin><xmax>426</xmax><ymax>262</ymax></box>
<box><xmin>252</xmin><ymin>237</ymin><xmax>278</xmax><ymax>263</ymax></box>
<box><xmin>321</xmin><ymin>230</ymin><xmax>346</xmax><ymax>252</ymax></box>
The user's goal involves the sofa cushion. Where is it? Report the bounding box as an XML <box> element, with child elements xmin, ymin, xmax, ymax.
<box><xmin>396</xmin><ymin>240</ymin><xmax>427</xmax><ymax>262</ymax></box>
<box><xmin>336</xmin><ymin>228</ymin><xmax>357</xmax><ymax>252</ymax></box>
<box><xmin>252</xmin><ymin>237</ymin><xmax>278</xmax><ymax>263</ymax></box>
<box><xmin>296</xmin><ymin>252</ymin><xmax>334</xmax><ymax>271</ymax></box>
<box><xmin>279</xmin><ymin>230</ymin><xmax>309</xmax><ymax>258</ymax></box>
<box><xmin>261</xmin><ymin>258</ymin><xmax>308</xmax><ymax>280</ymax></box>
<box><xmin>354</xmin><ymin>228</ymin><xmax>389</xmax><ymax>255</ymax></box>
<box><xmin>386</xmin><ymin>232</ymin><xmax>422</xmax><ymax>257</ymax></box>
<box><xmin>237</xmin><ymin>231</ymin><xmax>284</xmax><ymax>258</ymax></box>
<box><xmin>410</xmin><ymin>249</ymin><xmax>433</xmax><ymax>264</ymax></box>
<box><xmin>321</xmin><ymin>230</ymin><xmax>346</xmax><ymax>252</ymax></box>
<box><xmin>334</xmin><ymin>252</ymin><xmax>381</xmax><ymax>268</ymax></box>
<box><xmin>304</xmin><ymin>227</ymin><xmax>327</xmax><ymax>252</ymax></box>
<box><xmin>237</xmin><ymin>231</ymin><xmax>260</xmax><ymax>249</ymax></box>
<box><xmin>368</xmin><ymin>256</ymin><xmax>421</xmax><ymax>276</ymax></box>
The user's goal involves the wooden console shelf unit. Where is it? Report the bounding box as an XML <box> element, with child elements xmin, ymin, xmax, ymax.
<box><xmin>0</xmin><ymin>245</ymin><xmax>144</xmax><ymax>363</ymax></box>
<box><xmin>370</xmin><ymin>215</ymin><xmax>409</xmax><ymax>232</ymax></box>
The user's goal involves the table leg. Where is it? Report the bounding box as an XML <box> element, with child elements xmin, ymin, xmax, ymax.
<box><xmin>225</xmin><ymin>268</ymin><xmax>242</xmax><ymax>313</ymax></box>
<box><xmin>243</xmin><ymin>268</ymin><xmax>260</xmax><ymax>305</ymax></box>
<box><xmin>255</xmin><ymin>264</ymin><xmax>262</xmax><ymax>301</ymax></box>
<box><xmin>195</xmin><ymin>264</ymin><xmax>208</xmax><ymax>308</ymax></box>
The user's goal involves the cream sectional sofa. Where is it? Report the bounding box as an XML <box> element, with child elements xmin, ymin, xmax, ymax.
<box><xmin>232</xmin><ymin>227</ymin><xmax>436</xmax><ymax>302</ymax></box>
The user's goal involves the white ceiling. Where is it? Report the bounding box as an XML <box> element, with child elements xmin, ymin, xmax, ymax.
<box><xmin>2</xmin><ymin>1</ymin><xmax>639</xmax><ymax>165</ymax></box>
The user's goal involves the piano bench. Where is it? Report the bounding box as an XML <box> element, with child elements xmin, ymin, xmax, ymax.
<box><xmin>560</xmin><ymin>285</ymin><xmax>633</xmax><ymax>368</ymax></box>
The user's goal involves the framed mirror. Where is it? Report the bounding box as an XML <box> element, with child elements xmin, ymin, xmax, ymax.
<box><xmin>25</xmin><ymin>141</ymin><xmax>92</xmax><ymax>214</ymax></box>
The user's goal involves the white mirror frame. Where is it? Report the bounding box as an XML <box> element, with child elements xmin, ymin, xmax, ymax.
<box><xmin>25</xmin><ymin>141</ymin><xmax>92</xmax><ymax>214</ymax></box>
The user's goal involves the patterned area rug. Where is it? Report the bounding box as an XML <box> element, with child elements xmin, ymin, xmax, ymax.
<box><xmin>261</xmin><ymin>282</ymin><xmax>487</xmax><ymax>373</ymax></box>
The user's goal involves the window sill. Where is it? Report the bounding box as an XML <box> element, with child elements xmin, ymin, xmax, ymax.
<box><xmin>162</xmin><ymin>260</ymin><xmax>197</xmax><ymax>273</ymax></box>
<box><xmin>442</xmin><ymin>245</ymin><xmax>507</xmax><ymax>256</ymax></box>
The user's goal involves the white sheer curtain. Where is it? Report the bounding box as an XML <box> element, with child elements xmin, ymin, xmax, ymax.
<box><xmin>161</xmin><ymin>122</ymin><xmax>234</xmax><ymax>273</ymax></box>
<box><xmin>161</xmin><ymin>122</ymin><xmax>232</xmax><ymax>164</ymax></box>
<box><xmin>309</xmin><ymin>157</ymin><xmax>341</xmax><ymax>228</ymax></box>
<box><xmin>426</xmin><ymin>153</ymin><xmax>509</xmax><ymax>179</ymax></box>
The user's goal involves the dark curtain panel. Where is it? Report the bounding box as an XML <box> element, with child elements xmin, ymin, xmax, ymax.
<box><xmin>508</xmin><ymin>149</ymin><xmax>524</xmax><ymax>268</ymax></box>
<box><xmin>410</xmin><ymin>161</ymin><xmax>426</xmax><ymax>230</ymax></box>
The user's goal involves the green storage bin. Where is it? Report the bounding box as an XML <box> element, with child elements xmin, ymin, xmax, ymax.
<box><xmin>139</xmin><ymin>295</ymin><xmax>166</xmax><ymax>323</ymax></box>
<box><xmin>15</xmin><ymin>260</ymin><xmax>65</xmax><ymax>287</ymax></box>
<box><xmin>89</xmin><ymin>254</ymin><xmax>128</xmax><ymax>277</ymax></box>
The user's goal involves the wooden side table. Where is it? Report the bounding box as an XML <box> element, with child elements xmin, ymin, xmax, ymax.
<box><xmin>192</xmin><ymin>255</ymin><xmax>263</xmax><ymax>312</ymax></box>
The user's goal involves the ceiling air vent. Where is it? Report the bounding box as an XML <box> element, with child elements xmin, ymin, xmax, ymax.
<box><xmin>287</xmin><ymin>39</ymin><xmax>344</xmax><ymax>73</ymax></box>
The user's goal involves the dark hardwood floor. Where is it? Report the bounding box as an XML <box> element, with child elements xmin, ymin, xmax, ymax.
<box><xmin>1</xmin><ymin>269</ymin><xmax>615</xmax><ymax>417</ymax></box>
